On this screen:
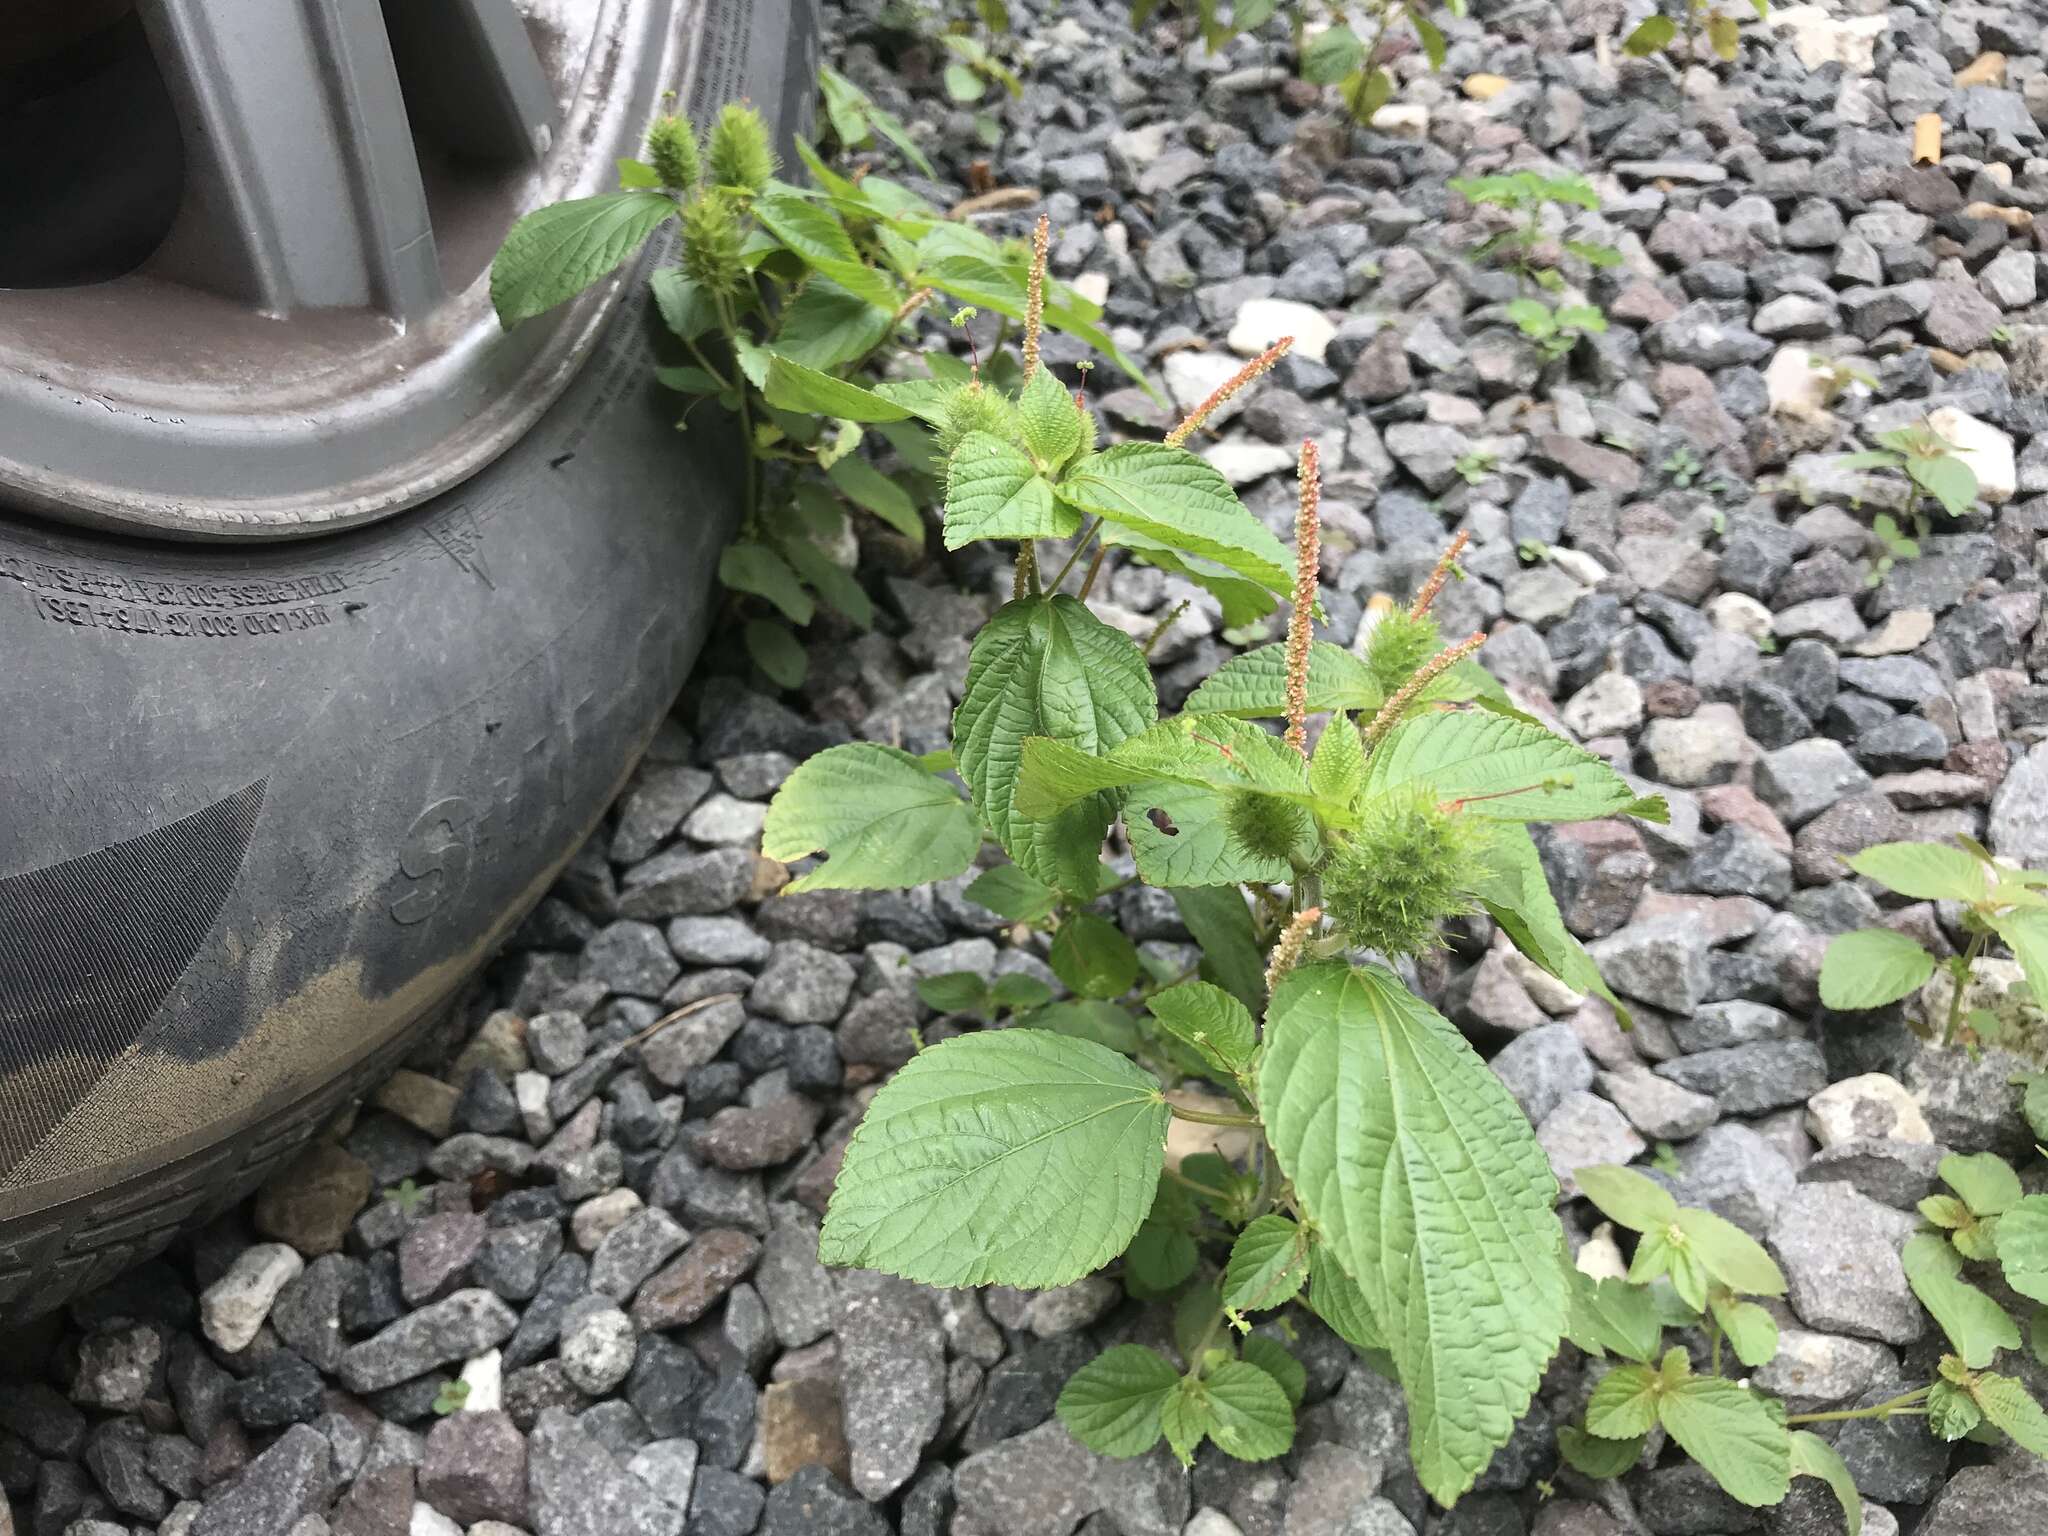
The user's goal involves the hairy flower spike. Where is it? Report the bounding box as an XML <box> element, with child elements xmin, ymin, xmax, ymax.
<box><xmin>679</xmin><ymin>190</ymin><xmax>746</xmax><ymax>298</ymax></box>
<box><xmin>646</xmin><ymin>114</ymin><xmax>701</xmax><ymax>191</ymax></box>
<box><xmin>1409</xmin><ymin>531</ymin><xmax>1471</xmax><ymax>621</ymax></box>
<box><xmin>1164</xmin><ymin>338</ymin><xmax>1292</xmax><ymax>448</ymax></box>
<box><xmin>1363</xmin><ymin>633</ymin><xmax>1487</xmax><ymax>747</ymax></box>
<box><xmin>707</xmin><ymin>102</ymin><xmax>777</xmax><ymax>193</ymax></box>
<box><xmin>1265</xmin><ymin>906</ymin><xmax>1323</xmax><ymax>995</ymax></box>
<box><xmin>1284</xmin><ymin>439</ymin><xmax>1322</xmax><ymax>756</ymax></box>
<box><xmin>1023</xmin><ymin>214</ymin><xmax>1051</xmax><ymax>383</ymax></box>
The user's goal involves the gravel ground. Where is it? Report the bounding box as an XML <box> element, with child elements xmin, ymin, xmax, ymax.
<box><xmin>13</xmin><ymin>0</ymin><xmax>2048</xmax><ymax>1533</ymax></box>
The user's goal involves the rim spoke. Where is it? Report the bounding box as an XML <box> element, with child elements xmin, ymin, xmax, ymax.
<box><xmin>383</xmin><ymin>0</ymin><xmax>557</xmax><ymax>165</ymax></box>
<box><xmin>139</xmin><ymin>0</ymin><xmax>442</xmax><ymax>318</ymax></box>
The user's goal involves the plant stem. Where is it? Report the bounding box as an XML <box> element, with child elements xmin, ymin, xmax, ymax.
<box><xmin>1707</xmin><ymin>1316</ymin><xmax>1721</xmax><ymax>1378</ymax></box>
<box><xmin>1182</xmin><ymin>1304</ymin><xmax>1228</xmax><ymax>1376</ymax></box>
<box><xmin>713</xmin><ymin>293</ymin><xmax>758</xmax><ymax>528</ymax></box>
<box><xmin>1944</xmin><ymin>932</ymin><xmax>1987</xmax><ymax>1046</ymax></box>
<box><xmin>1048</xmin><ymin>518</ymin><xmax>1103</xmax><ymax>591</ymax></box>
<box><xmin>684</xmin><ymin>335</ymin><xmax>735</xmax><ymax>391</ymax></box>
<box><xmin>1786</xmin><ymin>1387</ymin><xmax>1930</xmax><ymax>1426</ymax></box>
<box><xmin>1142</xmin><ymin>600</ymin><xmax>1190</xmax><ymax>658</ymax></box>
<box><xmin>1163</xmin><ymin>1164</ymin><xmax>1233</xmax><ymax>1203</ymax></box>
<box><xmin>1167</xmin><ymin>1102</ymin><xmax>1261</xmax><ymax>1128</ymax></box>
<box><xmin>1077</xmin><ymin>545</ymin><xmax>1107</xmax><ymax>601</ymax></box>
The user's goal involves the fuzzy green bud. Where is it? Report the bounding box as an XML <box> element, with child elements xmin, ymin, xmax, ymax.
<box><xmin>679</xmin><ymin>190</ymin><xmax>746</xmax><ymax>298</ymax></box>
<box><xmin>1320</xmin><ymin>790</ymin><xmax>1488</xmax><ymax>959</ymax></box>
<box><xmin>934</xmin><ymin>383</ymin><xmax>1019</xmax><ymax>461</ymax></box>
<box><xmin>1223</xmin><ymin>790</ymin><xmax>1317</xmax><ymax>868</ymax></box>
<box><xmin>1364</xmin><ymin>607</ymin><xmax>1442</xmax><ymax>698</ymax></box>
<box><xmin>646</xmin><ymin>114</ymin><xmax>701</xmax><ymax>191</ymax></box>
<box><xmin>707</xmin><ymin>102</ymin><xmax>777</xmax><ymax>193</ymax></box>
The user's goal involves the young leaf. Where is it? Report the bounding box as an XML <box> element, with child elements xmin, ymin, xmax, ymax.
<box><xmin>762</xmin><ymin>355</ymin><xmax>912</xmax><ymax>422</ymax></box>
<box><xmin>1818</xmin><ymin>929</ymin><xmax>1936</xmax><ymax>1010</ymax></box>
<box><xmin>1675</xmin><ymin>1208</ymin><xmax>1787</xmax><ymax>1296</ymax></box>
<box><xmin>1017</xmin><ymin>365</ymin><xmax>1088</xmax><ymax>471</ymax></box>
<box><xmin>990</xmin><ymin>974</ymin><xmax>1054</xmax><ymax>1012</ymax></box>
<box><xmin>771</xmin><ymin>278</ymin><xmax>895</xmax><ymax>370</ymax></box>
<box><xmin>826</xmin><ymin>456</ymin><xmax>924</xmax><ymax>541</ymax></box>
<box><xmin>1844</xmin><ymin>842</ymin><xmax>1989</xmax><ymax>902</ymax></box>
<box><xmin>1147</xmin><ymin>981</ymin><xmax>1258</xmax><ymax>1082</ymax></box>
<box><xmin>1656</xmin><ymin>1377</ymin><xmax>1791</xmax><ymax>1507</ymax></box>
<box><xmin>753</xmin><ymin>191</ymin><xmax>898</xmax><ymax>309</ymax></box>
<box><xmin>1623</xmin><ymin>14</ymin><xmax>1676</xmax><ymax>53</ymax></box>
<box><xmin>1310</xmin><ymin>713</ymin><xmax>1368</xmax><ymax>808</ymax></box>
<box><xmin>762</xmin><ymin>744</ymin><xmax>980</xmax><ymax>893</ymax></box>
<box><xmin>1972</xmin><ymin>1372</ymin><xmax>2048</xmax><ymax>1456</ymax></box>
<box><xmin>1184</xmin><ymin>641</ymin><xmax>1384</xmax><ymax>719</ymax></box>
<box><xmin>1241</xmin><ymin>1336</ymin><xmax>1306</xmax><ymax>1408</ymax></box>
<box><xmin>1710</xmin><ymin>1295</ymin><xmax>1780</xmax><ymax>1368</ymax></box>
<box><xmin>1299</xmin><ymin>24</ymin><xmax>1366</xmax><ymax>83</ymax></box>
<box><xmin>492</xmin><ymin>191</ymin><xmax>677</xmax><ymax>325</ymax></box>
<box><xmin>1557</xmin><ymin>1425</ymin><xmax>1644</xmax><ymax>1478</ymax></box>
<box><xmin>1169</xmin><ymin>887</ymin><xmax>1267</xmax><ymax>1014</ymax></box>
<box><xmin>1942</xmin><ymin>1152</ymin><xmax>2023</xmax><ymax>1217</ymax></box>
<box><xmin>1158</xmin><ymin>1377</ymin><xmax>1212</xmax><ymax>1466</ymax></box>
<box><xmin>1989</xmin><ymin>908</ymin><xmax>2048</xmax><ymax>1011</ymax></box>
<box><xmin>1926</xmin><ymin>1378</ymin><xmax>1983</xmax><ymax>1440</ymax></box>
<box><xmin>1305</xmin><ymin>1241</ymin><xmax>1386</xmax><ymax>1355</ymax></box>
<box><xmin>651</xmin><ymin>268</ymin><xmax>717</xmax><ymax>341</ymax></box>
<box><xmin>1362</xmin><ymin>709</ymin><xmax>1657</xmax><ymax>823</ymax></box>
<box><xmin>1056</xmin><ymin>1344</ymin><xmax>1180</xmax><ymax>1457</ymax></box>
<box><xmin>1125</xmin><ymin>1185</ymin><xmax>1199</xmax><ymax>1293</ymax></box>
<box><xmin>1018</xmin><ymin>714</ymin><xmax>1319</xmax><ymax>819</ymax></box>
<box><xmin>781</xmin><ymin>539</ymin><xmax>874</xmax><ymax>629</ymax></box>
<box><xmin>1049</xmin><ymin>911</ymin><xmax>1141</xmax><ymax>999</ymax></box>
<box><xmin>1201</xmin><ymin>1361</ymin><xmax>1296</xmax><ymax>1461</ymax></box>
<box><xmin>1575</xmin><ymin>1165</ymin><xmax>1680</xmax><ymax>1234</ymax></box>
<box><xmin>1788</xmin><ymin>1430</ymin><xmax>1861</xmax><ymax>1536</ymax></box>
<box><xmin>720</xmin><ymin>543</ymin><xmax>816</xmax><ymax>624</ymax></box>
<box><xmin>1472</xmin><ymin>827</ymin><xmax>1634</xmax><ymax>1026</ymax></box>
<box><xmin>1910</xmin><ymin>453</ymin><xmax>1977</xmax><ymax>519</ymax></box>
<box><xmin>1260</xmin><ymin>963</ymin><xmax>1569</xmax><ymax>1505</ymax></box>
<box><xmin>1706</xmin><ymin>14</ymin><xmax>1740</xmax><ymax>59</ymax></box>
<box><xmin>1221</xmin><ymin>1215</ymin><xmax>1311</xmax><ymax>1318</ymax></box>
<box><xmin>1997</xmin><ymin>1195</ymin><xmax>2048</xmax><ymax>1305</ymax></box>
<box><xmin>1586</xmin><ymin>1364</ymin><xmax>1662</xmax><ymax>1439</ymax></box>
<box><xmin>1057</xmin><ymin>444</ymin><xmax>1295</xmax><ymax>595</ymax></box>
<box><xmin>964</xmin><ymin>864</ymin><xmax>1060</xmax><ymax>922</ymax></box>
<box><xmin>954</xmin><ymin>596</ymin><xmax>1158</xmax><ymax>894</ymax></box>
<box><xmin>818</xmin><ymin>1028</ymin><xmax>1170</xmax><ymax>1288</ymax></box>
<box><xmin>1903</xmin><ymin>1231</ymin><xmax>2020</xmax><ymax>1367</ymax></box>
<box><xmin>943</xmin><ymin>433</ymin><xmax>1075</xmax><ymax>548</ymax></box>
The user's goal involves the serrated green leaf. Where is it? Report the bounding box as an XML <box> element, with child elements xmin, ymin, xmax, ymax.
<box><xmin>1845</xmin><ymin>842</ymin><xmax>1989</xmax><ymax>902</ymax></box>
<box><xmin>1921</xmin><ymin>1193</ymin><xmax>1972</xmax><ymax>1229</ymax></box>
<box><xmin>1159</xmin><ymin>1376</ymin><xmax>1211</xmax><ymax>1465</ymax></box>
<box><xmin>1309</xmin><ymin>714</ymin><xmax>1368</xmax><ymax>808</ymax></box>
<box><xmin>1911</xmin><ymin>452</ymin><xmax>1978</xmax><ymax>520</ymax></box>
<box><xmin>818</xmin><ymin>1028</ymin><xmax>1168</xmax><ymax>1287</ymax></box>
<box><xmin>1819</xmin><ymin>929</ymin><xmax>1936</xmax><ymax>1011</ymax></box>
<box><xmin>871</xmin><ymin>376</ymin><xmax>958</xmax><ymax>426</ymax></box>
<box><xmin>1557</xmin><ymin>1424</ymin><xmax>1644</xmax><ymax>1478</ymax></box>
<box><xmin>743</xmin><ymin>618</ymin><xmax>806</xmax><ymax>689</ymax></box>
<box><xmin>1657</xmin><ymin>1377</ymin><xmax>1790</xmax><ymax>1506</ymax></box>
<box><xmin>1201</xmin><ymin>1360</ymin><xmax>1296</xmax><ymax>1460</ymax></box>
<box><xmin>650</xmin><ymin>267</ymin><xmax>717</xmax><ymax>341</ymax></box>
<box><xmin>771</xmin><ymin>278</ymin><xmax>894</xmax><ymax>370</ymax></box>
<box><xmin>762</xmin><ymin>354</ymin><xmax>911</xmax><ymax>422</ymax></box>
<box><xmin>1124</xmin><ymin>780</ymin><xmax>1294</xmax><ymax>889</ymax></box>
<box><xmin>781</xmin><ymin>538</ymin><xmax>874</xmax><ymax>628</ymax></box>
<box><xmin>1306</xmin><ymin>1241</ymin><xmax>1386</xmax><ymax>1354</ymax></box>
<box><xmin>1927</xmin><ymin>1378</ymin><xmax>1983</xmax><ymax>1439</ymax></box>
<box><xmin>1185</xmin><ymin>642</ymin><xmax>1385</xmax><ymax>719</ymax></box>
<box><xmin>1021</xmin><ymin>1000</ymin><xmax>1144</xmax><ymax>1054</ymax></box>
<box><xmin>1241</xmin><ymin>1336</ymin><xmax>1306</xmax><ymax>1408</ymax></box>
<box><xmin>1221</xmin><ymin>1215</ymin><xmax>1311</xmax><ymax>1318</ymax></box>
<box><xmin>943</xmin><ymin>433</ymin><xmax>1075</xmax><ymax>548</ymax></box>
<box><xmin>825</xmin><ymin>456</ymin><xmax>924</xmax><ymax>541</ymax></box>
<box><xmin>1102</xmin><ymin>527</ymin><xmax>1277</xmax><ymax>628</ymax></box>
<box><xmin>1943</xmin><ymin>1152</ymin><xmax>2023</xmax><ymax>1217</ymax></box>
<box><xmin>1058</xmin><ymin>443</ymin><xmax>1294</xmax><ymax>595</ymax></box>
<box><xmin>1676</xmin><ymin>1208</ymin><xmax>1787</xmax><ymax>1297</ymax></box>
<box><xmin>1990</xmin><ymin>909</ymin><xmax>2048</xmax><ymax>1014</ymax></box>
<box><xmin>1788</xmin><ymin>1431</ymin><xmax>1860</xmax><ymax>1536</ymax></box>
<box><xmin>1300</xmin><ymin>24</ymin><xmax>1365</xmax><ymax>83</ymax></box>
<box><xmin>762</xmin><ymin>744</ymin><xmax>979</xmax><ymax>893</ymax></box>
<box><xmin>1997</xmin><ymin>1195</ymin><xmax>2048</xmax><ymax>1304</ymax></box>
<box><xmin>964</xmin><ymin>864</ymin><xmax>1059</xmax><ymax>922</ymax></box>
<box><xmin>1903</xmin><ymin>1231</ymin><xmax>2020</xmax><ymax>1367</ymax></box>
<box><xmin>1342</xmin><ymin>67</ymin><xmax>1393</xmax><ymax>126</ymax></box>
<box><xmin>1363</xmin><ymin>709</ymin><xmax>1652</xmax><ymax>822</ymax></box>
<box><xmin>1260</xmin><ymin>962</ymin><xmax>1568</xmax><ymax>1505</ymax></box>
<box><xmin>1148</xmin><ymin>981</ymin><xmax>1258</xmax><ymax>1083</ymax></box>
<box><xmin>1018</xmin><ymin>714</ymin><xmax>1319</xmax><ymax>819</ymax></box>
<box><xmin>1471</xmin><ymin>826</ymin><xmax>1633</xmax><ymax>1026</ymax></box>
<box><xmin>990</xmin><ymin>974</ymin><xmax>1054</xmax><ymax>1013</ymax></box>
<box><xmin>921</xmin><ymin>253</ymin><xmax>1150</xmax><ymax>389</ymax></box>
<box><xmin>720</xmin><ymin>543</ymin><xmax>814</xmax><ymax>624</ymax></box>
<box><xmin>954</xmin><ymin>596</ymin><xmax>1157</xmax><ymax>894</ymax></box>
<box><xmin>1576</xmin><ymin>1166</ymin><xmax>1679</xmax><ymax>1233</ymax></box>
<box><xmin>1170</xmin><ymin>887</ymin><xmax>1266</xmax><ymax>1013</ymax></box>
<box><xmin>1710</xmin><ymin>1295</ymin><xmax>1780</xmax><ymax>1368</ymax></box>
<box><xmin>1587</xmin><ymin>1364</ymin><xmax>1662</xmax><ymax>1439</ymax></box>
<box><xmin>1972</xmin><ymin>1372</ymin><xmax>2048</xmax><ymax>1456</ymax></box>
<box><xmin>754</xmin><ymin>191</ymin><xmax>898</xmax><ymax>309</ymax></box>
<box><xmin>1056</xmin><ymin>1345</ymin><xmax>1180</xmax><ymax>1457</ymax></box>
<box><xmin>492</xmin><ymin>191</ymin><xmax>676</xmax><ymax>326</ymax></box>
<box><xmin>1049</xmin><ymin>911</ymin><xmax>1141</xmax><ymax>999</ymax></box>
<box><xmin>1018</xmin><ymin>365</ymin><xmax>1087</xmax><ymax>471</ymax></box>
<box><xmin>916</xmin><ymin>972</ymin><xmax>991</xmax><ymax>1014</ymax></box>
<box><xmin>1125</xmin><ymin>1184</ymin><xmax>1199</xmax><ymax>1294</ymax></box>
<box><xmin>1568</xmin><ymin>1269</ymin><xmax>1664</xmax><ymax>1363</ymax></box>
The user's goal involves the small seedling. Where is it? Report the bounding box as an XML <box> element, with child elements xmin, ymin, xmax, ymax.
<box><xmin>1455</xmin><ymin>448</ymin><xmax>1497</xmax><ymax>486</ymax></box>
<box><xmin>1508</xmin><ymin>298</ymin><xmax>1608</xmax><ymax>360</ymax></box>
<box><xmin>385</xmin><ymin>1178</ymin><xmax>427</xmax><ymax>1215</ymax></box>
<box><xmin>1819</xmin><ymin>838</ymin><xmax>2048</xmax><ymax>1047</ymax></box>
<box><xmin>1661</xmin><ymin>445</ymin><xmax>1703</xmax><ymax>488</ymax></box>
<box><xmin>1517</xmin><ymin>538</ymin><xmax>1554</xmax><ymax>564</ymax></box>
<box><xmin>1624</xmin><ymin>0</ymin><xmax>1771</xmax><ymax>63</ymax></box>
<box><xmin>433</xmin><ymin>1379</ymin><xmax>471</xmax><ymax>1416</ymax></box>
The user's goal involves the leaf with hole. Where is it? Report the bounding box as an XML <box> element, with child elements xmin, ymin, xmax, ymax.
<box><xmin>763</xmin><ymin>744</ymin><xmax>980</xmax><ymax>894</ymax></box>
